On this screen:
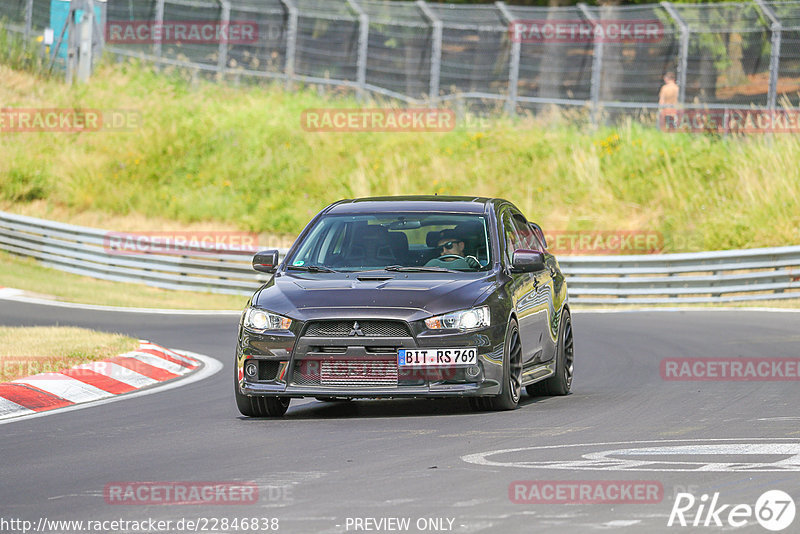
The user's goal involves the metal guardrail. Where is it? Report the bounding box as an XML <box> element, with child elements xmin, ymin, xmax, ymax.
<box><xmin>0</xmin><ymin>211</ymin><xmax>277</xmax><ymax>295</ymax></box>
<box><xmin>1</xmin><ymin>211</ymin><xmax>799</xmax><ymax>305</ymax></box>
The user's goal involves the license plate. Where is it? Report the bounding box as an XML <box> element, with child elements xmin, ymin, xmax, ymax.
<box><xmin>398</xmin><ymin>348</ymin><xmax>477</xmax><ymax>366</ymax></box>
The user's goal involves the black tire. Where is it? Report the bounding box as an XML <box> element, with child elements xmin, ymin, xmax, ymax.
<box><xmin>526</xmin><ymin>309</ymin><xmax>573</xmax><ymax>397</ymax></box>
<box><xmin>468</xmin><ymin>397</ymin><xmax>488</xmax><ymax>411</ymax></box>
<box><xmin>472</xmin><ymin>319</ymin><xmax>522</xmax><ymax>412</ymax></box>
<box><xmin>234</xmin><ymin>366</ymin><xmax>291</xmax><ymax>417</ymax></box>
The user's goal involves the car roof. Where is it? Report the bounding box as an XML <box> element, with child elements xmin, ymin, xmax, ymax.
<box><xmin>324</xmin><ymin>196</ymin><xmax>505</xmax><ymax>215</ymax></box>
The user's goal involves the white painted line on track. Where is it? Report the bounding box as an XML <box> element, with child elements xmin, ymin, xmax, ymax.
<box><xmin>0</xmin><ymin>291</ymin><xmax>241</xmax><ymax>315</ymax></box>
<box><xmin>72</xmin><ymin>361</ymin><xmax>157</xmax><ymax>388</ymax></box>
<box><xmin>140</xmin><ymin>342</ymin><xmax>199</xmax><ymax>366</ymax></box>
<box><xmin>0</xmin><ymin>350</ymin><xmax>222</xmax><ymax>426</ymax></box>
<box><xmin>572</xmin><ymin>306</ymin><xmax>800</xmax><ymax>314</ymax></box>
<box><xmin>13</xmin><ymin>374</ymin><xmax>112</xmax><ymax>403</ymax></box>
<box><xmin>0</xmin><ymin>396</ymin><xmax>34</xmax><ymax>418</ymax></box>
<box><xmin>602</xmin><ymin>520</ymin><xmax>642</xmax><ymax>528</ymax></box>
<box><xmin>462</xmin><ymin>438</ymin><xmax>800</xmax><ymax>473</ymax></box>
<box><xmin>127</xmin><ymin>351</ymin><xmax>191</xmax><ymax>375</ymax></box>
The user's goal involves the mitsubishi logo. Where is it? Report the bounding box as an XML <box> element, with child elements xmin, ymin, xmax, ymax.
<box><xmin>349</xmin><ymin>321</ymin><xmax>364</xmax><ymax>336</ymax></box>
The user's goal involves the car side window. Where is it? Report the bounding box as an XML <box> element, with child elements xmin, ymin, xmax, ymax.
<box><xmin>501</xmin><ymin>210</ymin><xmax>524</xmax><ymax>265</ymax></box>
<box><xmin>512</xmin><ymin>213</ymin><xmax>542</xmax><ymax>251</ymax></box>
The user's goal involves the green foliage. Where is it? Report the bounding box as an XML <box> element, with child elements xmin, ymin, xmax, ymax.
<box><xmin>1</xmin><ymin>61</ymin><xmax>798</xmax><ymax>252</ymax></box>
<box><xmin>1</xmin><ymin>166</ymin><xmax>51</xmax><ymax>202</ymax></box>
<box><xmin>0</xmin><ymin>25</ymin><xmax>53</xmax><ymax>78</ymax></box>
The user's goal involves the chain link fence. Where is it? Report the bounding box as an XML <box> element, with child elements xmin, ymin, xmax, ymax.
<box><xmin>2</xmin><ymin>0</ymin><xmax>800</xmax><ymax>118</ymax></box>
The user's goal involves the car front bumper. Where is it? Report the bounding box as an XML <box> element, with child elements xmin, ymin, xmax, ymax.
<box><xmin>236</xmin><ymin>322</ymin><xmax>506</xmax><ymax>399</ymax></box>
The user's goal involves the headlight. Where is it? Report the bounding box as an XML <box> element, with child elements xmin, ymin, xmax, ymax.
<box><xmin>425</xmin><ymin>306</ymin><xmax>490</xmax><ymax>331</ymax></box>
<box><xmin>243</xmin><ymin>307</ymin><xmax>292</xmax><ymax>331</ymax></box>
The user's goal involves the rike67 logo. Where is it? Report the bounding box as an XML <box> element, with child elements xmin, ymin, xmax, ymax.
<box><xmin>668</xmin><ymin>490</ymin><xmax>796</xmax><ymax>531</ymax></box>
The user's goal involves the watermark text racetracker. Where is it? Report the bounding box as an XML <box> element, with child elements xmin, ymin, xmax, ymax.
<box><xmin>661</xmin><ymin>358</ymin><xmax>800</xmax><ymax>381</ymax></box>
<box><xmin>302</xmin><ymin>109</ymin><xmax>456</xmax><ymax>132</ymax></box>
<box><xmin>106</xmin><ymin>20</ymin><xmax>260</xmax><ymax>45</ymax></box>
<box><xmin>0</xmin><ymin>109</ymin><xmax>141</xmax><ymax>133</ymax></box>
<box><xmin>0</xmin><ymin>517</ymin><xmax>279</xmax><ymax>534</ymax></box>
<box><xmin>104</xmin><ymin>231</ymin><xmax>260</xmax><ymax>256</ymax></box>
<box><xmin>510</xmin><ymin>480</ymin><xmax>662</xmax><ymax>504</ymax></box>
<box><xmin>544</xmin><ymin>230</ymin><xmax>663</xmax><ymax>255</ymax></box>
<box><xmin>510</xmin><ymin>19</ymin><xmax>663</xmax><ymax>43</ymax></box>
<box><xmin>660</xmin><ymin>109</ymin><xmax>800</xmax><ymax>134</ymax></box>
<box><xmin>104</xmin><ymin>482</ymin><xmax>260</xmax><ymax>505</ymax></box>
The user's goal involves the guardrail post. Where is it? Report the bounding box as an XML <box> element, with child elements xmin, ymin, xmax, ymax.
<box><xmin>346</xmin><ymin>0</ymin><xmax>369</xmax><ymax>100</ymax></box>
<box><xmin>416</xmin><ymin>0</ymin><xmax>442</xmax><ymax>102</ymax></box>
<box><xmin>280</xmin><ymin>0</ymin><xmax>298</xmax><ymax>89</ymax></box>
<box><xmin>661</xmin><ymin>1</ymin><xmax>689</xmax><ymax>105</ymax></box>
<box><xmin>755</xmin><ymin>0</ymin><xmax>782</xmax><ymax>110</ymax></box>
<box><xmin>153</xmin><ymin>0</ymin><xmax>165</xmax><ymax>61</ymax></box>
<box><xmin>76</xmin><ymin>0</ymin><xmax>95</xmax><ymax>83</ymax></box>
<box><xmin>24</xmin><ymin>0</ymin><xmax>34</xmax><ymax>46</ymax></box>
<box><xmin>217</xmin><ymin>0</ymin><xmax>231</xmax><ymax>75</ymax></box>
<box><xmin>495</xmin><ymin>2</ymin><xmax>520</xmax><ymax>115</ymax></box>
<box><xmin>578</xmin><ymin>4</ymin><xmax>602</xmax><ymax>126</ymax></box>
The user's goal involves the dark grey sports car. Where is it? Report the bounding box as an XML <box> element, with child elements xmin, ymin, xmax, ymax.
<box><xmin>235</xmin><ymin>196</ymin><xmax>573</xmax><ymax>417</ymax></box>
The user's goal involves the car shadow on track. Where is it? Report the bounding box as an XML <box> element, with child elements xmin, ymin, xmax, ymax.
<box><xmin>239</xmin><ymin>394</ymin><xmax>556</xmax><ymax>420</ymax></box>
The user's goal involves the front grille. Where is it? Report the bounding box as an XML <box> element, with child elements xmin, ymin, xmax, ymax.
<box><xmin>320</xmin><ymin>360</ymin><xmax>398</xmax><ymax>387</ymax></box>
<box><xmin>292</xmin><ymin>361</ymin><xmax>320</xmax><ymax>386</ymax></box>
<box><xmin>291</xmin><ymin>360</ymin><xmax>398</xmax><ymax>388</ymax></box>
<box><xmin>258</xmin><ymin>361</ymin><xmax>280</xmax><ymax>381</ymax></box>
<box><xmin>304</xmin><ymin>321</ymin><xmax>410</xmax><ymax>337</ymax></box>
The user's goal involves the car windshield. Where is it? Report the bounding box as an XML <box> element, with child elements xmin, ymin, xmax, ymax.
<box><xmin>286</xmin><ymin>213</ymin><xmax>493</xmax><ymax>272</ymax></box>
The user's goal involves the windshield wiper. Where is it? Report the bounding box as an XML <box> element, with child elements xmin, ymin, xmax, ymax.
<box><xmin>383</xmin><ymin>265</ymin><xmax>458</xmax><ymax>273</ymax></box>
<box><xmin>287</xmin><ymin>265</ymin><xmax>337</xmax><ymax>273</ymax></box>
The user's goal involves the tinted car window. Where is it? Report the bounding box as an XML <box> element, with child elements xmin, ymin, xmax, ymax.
<box><xmin>512</xmin><ymin>213</ymin><xmax>542</xmax><ymax>251</ymax></box>
<box><xmin>501</xmin><ymin>210</ymin><xmax>523</xmax><ymax>265</ymax></box>
<box><xmin>288</xmin><ymin>213</ymin><xmax>493</xmax><ymax>272</ymax></box>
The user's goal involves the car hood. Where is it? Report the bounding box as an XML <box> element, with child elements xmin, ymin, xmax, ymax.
<box><xmin>251</xmin><ymin>272</ymin><xmax>499</xmax><ymax>322</ymax></box>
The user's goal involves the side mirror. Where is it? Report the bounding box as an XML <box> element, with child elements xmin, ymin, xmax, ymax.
<box><xmin>529</xmin><ymin>222</ymin><xmax>547</xmax><ymax>249</ymax></box>
<box><xmin>511</xmin><ymin>250</ymin><xmax>545</xmax><ymax>273</ymax></box>
<box><xmin>252</xmin><ymin>250</ymin><xmax>280</xmax><ymax>273</ymax></box>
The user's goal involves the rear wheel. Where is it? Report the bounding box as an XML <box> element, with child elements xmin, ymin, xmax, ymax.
<box><xmin>234</xmin><ymin>366</ymin><xmax>291</xmax><ymax>417</ymax></box>
<box><xmin>526</xmin><ymin>309</ymin><xmax>573</xmax><ymax>397</ymax></box>
<box><xmin>471</xmin><ymin>319</ymin><xmax>522</xmax><ymax>411</ymax></box>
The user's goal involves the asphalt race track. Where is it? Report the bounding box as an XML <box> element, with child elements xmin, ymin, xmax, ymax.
<box><xmin>1</xmin><ymin>300</ymin><xmax>799</xmax><ymax>533</ymax></box>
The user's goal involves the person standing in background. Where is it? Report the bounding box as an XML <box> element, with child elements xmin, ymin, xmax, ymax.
<box><xmin>658</xmin><ymin>72</ymin><xmax>680</xmax><ymax>130</ymax></box>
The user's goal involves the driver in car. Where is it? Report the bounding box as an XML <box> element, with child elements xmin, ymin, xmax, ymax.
<box><xmin>425</xmin><ymin>229</ymin><xmax>481</xmax><ymax>270</ymax></box>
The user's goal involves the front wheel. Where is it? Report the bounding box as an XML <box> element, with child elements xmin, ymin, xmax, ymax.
<box><xmin>527</xmin><ymin>309</ymin><xmax>573</xmax><ymax>397</ymax></box>
<box><xmin>234</xmin><ymin>366</ymin><xmax>291</xmax><ymax>417</ymax></box>
<box><xmin>471</xmin><ymin>319</ymin><xmax>522</xmax><ymax>411</ymax></box>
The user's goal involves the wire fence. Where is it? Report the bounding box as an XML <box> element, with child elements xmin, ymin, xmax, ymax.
<box><xmin>2</xmin><ymin>0</ymin><xmax>800</xmax><ymax>118</ymax></box>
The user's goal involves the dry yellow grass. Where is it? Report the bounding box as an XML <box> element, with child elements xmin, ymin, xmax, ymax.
<box><xmin>0</xmin><ymin>326</ymin><xmax>139</xmax><ymax>382</ymax></box>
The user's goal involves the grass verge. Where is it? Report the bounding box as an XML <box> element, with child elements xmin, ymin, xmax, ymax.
<box><xmin>0</xmin><ymin>326</ymin><xmax>139</xmax><ymax>382</ymax></box>
<box><xmin>0</xmin><ymin>60</ymin><xmax>798</xmax><ymax>252</ymax></box>
<box><xmin>0</xmin><ymin>250</ymin><xmax>248</xmax><ymax>310</ymax></box>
